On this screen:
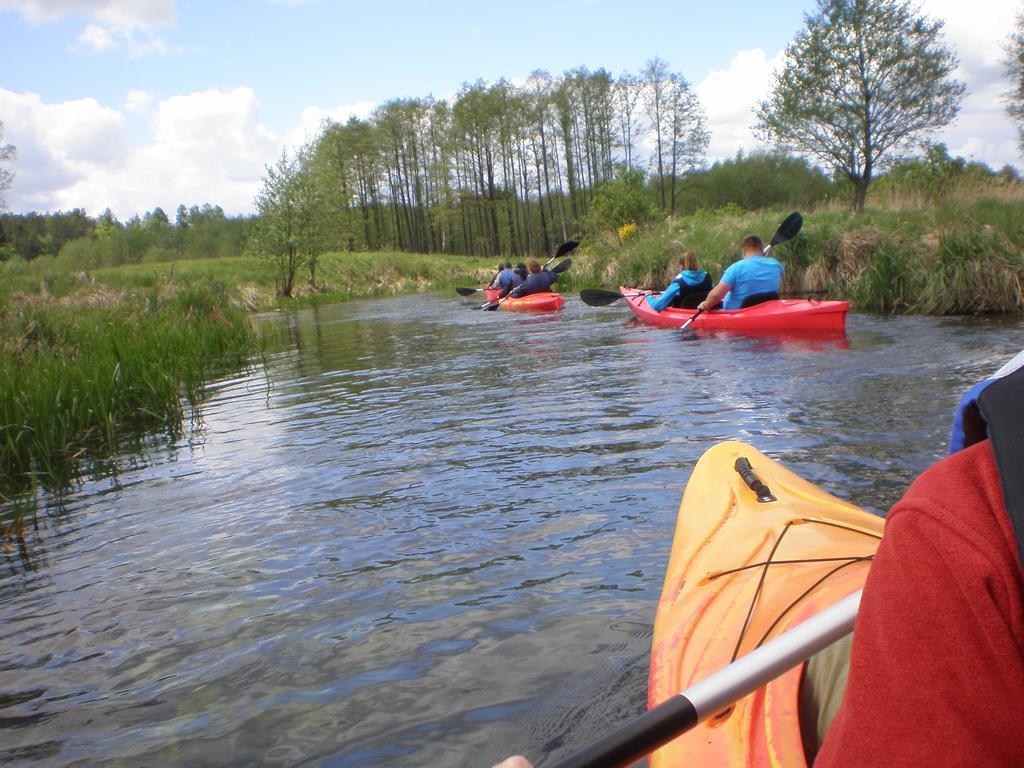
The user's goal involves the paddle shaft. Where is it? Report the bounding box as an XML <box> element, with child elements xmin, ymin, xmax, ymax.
<box><xmin>678</xmin><ymin>307</ymin><xmax>704</xmax><ymax>330</ymax></box>
<box><xmin>550</xmin><ymin>590</ymin><xmax>862</xmax><ymax>768</ymax></box>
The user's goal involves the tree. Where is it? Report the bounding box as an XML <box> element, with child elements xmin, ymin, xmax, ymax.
<box><xmin>756</xmin><ymin>0</ymin><xmax>965</xmax><ymax>211</ymax></box>
<box><xmin>664</xmin><ymin>73</ymin><xmax>710</xmax><ymax>215</ymax></box>
<box><xmin>1005</xmin><ymin>10</ymin><xmax>1024</xmax><ymax>158</ymax></box>
<box><xmin>584</xmin><ymin>167</ymin><xmax>658</xmax><ymax>232</ymax></box>
<box><xmin>642</xmin><ymin>57</ymin><xmax>672</xmax><ymax>208</ymax></box>
<box><xmin>0</xmin><ymin>122</ymin><xmax>16</xmax><ymax>212</ymax></box>
<box><xmin>614</xmin><ymin>73</ymin><xmax>644</xmax><ymax>171</ymax></box>
<box><xmin>249</xmin><ymin>145</ymin><xmax>326</xmax><ymax>297</ymax></box>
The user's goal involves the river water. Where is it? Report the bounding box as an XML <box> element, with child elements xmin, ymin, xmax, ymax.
<box><xmin>2</xmin><ymin>293</ymin><xmax>1021</xmax><ymax>768</ymax></box>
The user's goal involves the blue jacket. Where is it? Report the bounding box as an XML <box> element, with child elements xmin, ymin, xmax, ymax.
<box><xmin>511</xmin><ymin>269</ymin><xmax>557</xmax><ymax>298</ymax></box>
<box><xmin>497</xmin><ymin>268</ymin><xmax>524</xmax><ymax>293</ymax></box>
<box><xmin>646</xmin><ymin>269</ymin><xmax>711</xmax><ymax>312</ymax></box>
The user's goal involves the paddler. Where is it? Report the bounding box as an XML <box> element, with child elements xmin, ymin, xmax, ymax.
<box><xmin>816</xmin><ymin>348</ymin><xmax>1024</xmax><ymax>766</ymax></box>
<box><xmin>495</xmin><ymin>262</ymin><xmax>529</xmax><ymax>300</ymax></box>
<box><xmin>697</xmin><ymin>234</ymin><xmax>783</xmax><ymax>311</ymax></box>
<box><xmin>489</xmin><ymin>350</ymin><xmax>1024</xmax><ymax>768</ymax></box>
<box><xmin>508</xmin><ymin>259</ymin><xmax>559</xmax><ymax>299</ymax></box>
<box><xmin>646</xmin><ymin>245</ymin><xmax>712</xmax><ymax>312</ymax></box>
<box><xmin>488</xmin><ymin>262</ymin><xmax>514</xmax><ymax>290</ymax></box>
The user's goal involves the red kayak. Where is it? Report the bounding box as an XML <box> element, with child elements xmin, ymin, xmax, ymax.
<box><xmin>483</xmin><ymin>289</ymin><xmax>564</xmax><ymax>312</ymax></box>
<box><xmin>620</xmin><ymin>287</ymin><xmax>848</xmax><ymax>331</ymax></box>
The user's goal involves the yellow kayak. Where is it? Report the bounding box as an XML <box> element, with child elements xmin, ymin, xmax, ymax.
<box><xmin>649</xmin><ymin>441</ymin><xmax>884</xmax><ymax>768</ymax></box>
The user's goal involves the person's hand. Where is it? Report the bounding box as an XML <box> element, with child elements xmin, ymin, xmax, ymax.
<box><xmin>490</xmin><ymin>757</ymin><xmax>533</xmax><ymax>768</ymax></box>
<box><xmin>697</xmin><ymin>300</ymin><xmax>707</xmax><ymax>311</ymax></box>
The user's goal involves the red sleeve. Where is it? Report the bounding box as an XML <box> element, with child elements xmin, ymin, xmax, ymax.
<box><xmin>816</xmin><ymin>440</ymin><xmax>1024</xmax><ymax>767</ymax></box>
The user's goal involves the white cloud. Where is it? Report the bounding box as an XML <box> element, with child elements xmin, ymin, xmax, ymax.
<box><xmin>696</xmin><ymin>47</ymin><xmax>782</xmax><ymax>163</ymax></box>
<box><xmin>917</xmin><ymin>0</ymin><xmax>1020</xmax><ymax>168</ymax></box>
<box><xmin>0</xmin><ymin>0</ymin><xmax>176</xmax><ymax>28</ymax></box>
<box><xmin>0</xmin><ymin>87</ymin><xmax>278</xmax><ymax>218</ymax></box>
<box><xmin>281</xmin><ymin>101</ymin><xmax>377</xmax><ymax>150</ymax></box>
<box><xmin>77</xmin><ymin>23</ymin><xmax>116</xmax><ymax>53</ymax></box>
<box><xmin>72</xmin><ymin>22</ymin><xmax>173</xmax><ymax>57</ymax></box>
<box><xmin>0</xmin><ymin>90</ymin><xmax>129</xmax><ymax>213</ymax></box>
<box><xmin>0</xmin><ymin>0</ymin><xmax>178</xmax><ymax>58</ymax></box>
<box><xmin>123</xmin><ymin>89</ymin><xmax>153</xmax><ymax>114</ymax></box>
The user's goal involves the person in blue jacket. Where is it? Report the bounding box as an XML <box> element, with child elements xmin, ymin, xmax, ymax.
<box><xmin>509</xmin><ymin>260</ymin><xmax>558</xmax><ymax>298</ymax></box>
<box><xmin>495</xmin><ymin>262</ymin><xmax>524</xmax><ymax>295</ymax></box>
<box><xmin>697</xmin><ymin>235</ymin><xmax>784</xmax><ymax>311</ymax></box>
<box><xmin>488</xmin><ymin>262</ymin><xmax>513</xmax><ymax>289</ymax></box>
<box><xmin>647</xmin><ymin>248</ymin><xmax>713</xmax><ymax>312</ymax></box>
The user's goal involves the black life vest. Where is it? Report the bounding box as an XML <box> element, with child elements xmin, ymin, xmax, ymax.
<box><xmin>953</xmin><ymin>361</ymin><xmax>1024</xmax><ymax>566</ymax></box>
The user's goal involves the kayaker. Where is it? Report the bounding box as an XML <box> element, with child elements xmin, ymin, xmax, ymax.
<box><xmin>696</xmin><ymin>234</ymin><xmax>783</xmax><ymax>311</ymax></box>
<box><xmin>494</xmin><ymin>262</ymin><xmax>524</xmax><ymax>295</ymax></box>
<box><xmin>488</xmin><ymin>262</ymin><xmax>513</xmax><ymax>290</ymax></box>
<box><xmin>510</xmin><ymin>260</ymin><xmax>558</xmax><ymax>299</ymax></box>
<box><xmin>646</xmin><ymin>246</ymin><xmax>713</xmax><ymax>312</ymax></box>
<box><xmin>816</xmin><ymin>349</ymin><xmax>1024</xmax><ymax>767</ymax></box>
<box><xmin>495</xmin><ymin>263</ymin><xmax>529</xmax><ymax>300</ymax></box>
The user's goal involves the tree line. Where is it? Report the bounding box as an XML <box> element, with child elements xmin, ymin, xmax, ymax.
<box><xmin>0</xmin><ymin>204</ymin><xmax>251</xmax><ymax>266</ymax></box>
<box><xmin>251</xmin><ymin>0</ymin><xmax>978</xmax><ymax>294</ymax></box>
<box><xmin>300</xmin><ymin>59</ymin><xmax>709</xmax><ymax>260</ymax></box>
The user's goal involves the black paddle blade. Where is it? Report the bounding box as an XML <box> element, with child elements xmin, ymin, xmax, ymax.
<box><xmin>551</xmin><ymin>258</ymin><xmax>572</xmax><ymax>274</ymax></box>
<box><xmin>456</xmin><ymin>286</ymin><xmax>481</xmax><ymax>296</ymax></box>
<box><xmin>579</xmin><ymin>288</ymin><xmax>625</xmax><ymax>306</ymax></box>
<box><xmin>481</xmin><ymin>302</ymin><xmax>500</xmax><ymax>311</ymax></box>
<box><xmin>771</xmin><ymin>212</ymin><xmax>803</xmax><ymax>246</ymax></box>
<box><xmin>555</xmin><ymin>240</ymin><xmax>580</xmax><ymax>257</ymax></box>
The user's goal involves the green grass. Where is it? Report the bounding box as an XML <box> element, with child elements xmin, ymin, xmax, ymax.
<box><xmin>1</xmin><ymin>250</ymin><xmax>503</xmax><ymax>311</ymax></box>
<box><xmin>1</xmin><ymin>286</ymin><xmax>261</xmax><ymax>532</ymax></box>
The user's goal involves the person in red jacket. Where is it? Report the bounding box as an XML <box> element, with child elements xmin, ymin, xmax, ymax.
<box><xmin>816</xmin><ymin>349</ymin><xmax>1024</xmax><ymax>767</ymax></box>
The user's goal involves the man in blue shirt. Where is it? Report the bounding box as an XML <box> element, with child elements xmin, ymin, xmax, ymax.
<box><xmin>697</xmin><ymin>235</ymin><xmax>784</xmax><ymax>311</ymax></box>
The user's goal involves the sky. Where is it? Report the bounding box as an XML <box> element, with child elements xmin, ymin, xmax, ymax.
<box><xmin>0</xmin><ymin>0</ymin><xmax>1020</xmax><ymax>220</ymax></box>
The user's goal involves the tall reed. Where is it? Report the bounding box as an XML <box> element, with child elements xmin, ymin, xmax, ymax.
<box><xmin>1</xmin><ymin>284</ymin><xmax>259</xmax><ymax>530</ymax></box>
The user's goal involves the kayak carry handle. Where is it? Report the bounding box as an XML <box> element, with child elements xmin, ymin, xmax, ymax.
<box><xmin>734</xmin><ymin>458</ymin><xmax>777</xmax><ymax>503</ymax></box>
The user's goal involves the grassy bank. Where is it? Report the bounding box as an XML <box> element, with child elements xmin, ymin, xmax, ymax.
<box><xmin>2</xmin><ymin>250</ymin><xmax>501</xmax><ymax>311</ymax></box>
<box><xmin>0</xmin><ymin>250</ymin><xmax>498</xmax><ymax>536</ymax></box>
<box><xmin>561</xmin><ymin>199</ymin><xmax>1024</xmax><ymax>314</ymax></box>
<box><xmin>0</xmin><ymin>285</ymin><xmax>261</xmax><ymax>534</ymax></box>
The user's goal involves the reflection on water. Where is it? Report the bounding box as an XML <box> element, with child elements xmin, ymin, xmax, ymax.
<box><xmin>1</xmin><ymin>294</ymin><xmax>1021</xmax><ymax>767</ymax></box>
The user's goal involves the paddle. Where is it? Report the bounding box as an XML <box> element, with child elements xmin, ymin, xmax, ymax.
<box><xmin>456</xmin><ymin>286</ymin><xmax>489</xmax><ymax>296</ymax></box>
<box><xmin>578</xmin><ymin>288</ymin><xmax>648</xmax><ymax>307</ymax></box>
<box><xmin>480</xmin><ymin>240</ymin><xmax>579</xmax><ymax>311</ymax></box>
<box><xmin>549</xmin><ymin>590</ymin><xmax>862</xmax><ymax>768</ymax></box>
<box><xmin>678</xmin><ymin>307</ymin><xmax>704</xmax><ymax>331</ymax></box>
<box><xmin>764</xmin><ymin>211</ymin><xmax>803</xmax><ymax>254</ymax></box>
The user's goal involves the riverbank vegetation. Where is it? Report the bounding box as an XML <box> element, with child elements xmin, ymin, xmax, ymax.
<box><xmin>563</xmin><ymin>197</ymin><xmax>1024</xmax><ymax>315</ymax></box>
<box><xmin>0</xmin><ymin>283</ymin><xmax>261</xmax><ymax>536</ymax></box>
